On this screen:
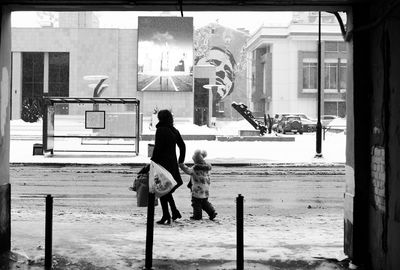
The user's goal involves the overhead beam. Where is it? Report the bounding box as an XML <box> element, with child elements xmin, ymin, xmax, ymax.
<box><xmin>6</xmin><ymin>0</ymin><xmax>355</xmax><ymax>12</ymax></box>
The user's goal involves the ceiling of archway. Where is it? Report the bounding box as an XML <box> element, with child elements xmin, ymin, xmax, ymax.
<box><xmin>6</xmin><ymin>0</ymin><xmax>370</xmax><ymax>11</ymax></box>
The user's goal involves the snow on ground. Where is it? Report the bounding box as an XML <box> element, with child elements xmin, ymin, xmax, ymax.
<box><xmin>10</xmin><ymin>117</ymin><xmax>346</xmax><ymax>165</ymax></box>
<box><xmin>7</xmin><ymin>118</ymin><xmax>347</xmax><ymax>269</ymax></box>
<box><xmin>10</xmin><ymin>168</ymin><xmax>346</xmax><ymax>269</ymax></box>
<box><xmin>11</xmin><ymin>210</ymin><xmax>344</xmax><ymax>265</ymax></box>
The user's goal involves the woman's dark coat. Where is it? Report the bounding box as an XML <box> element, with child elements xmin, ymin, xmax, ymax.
<box><xmin>151</xmin><ymin>122</ymin><xmax>186</xmax><ymax>189</ymax></box>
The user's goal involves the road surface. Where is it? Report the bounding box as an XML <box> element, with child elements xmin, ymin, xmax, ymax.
<box><xmin>9</xmin><ymin>164</ymin><xmax>346</xmax><ymax>269</ymax></box>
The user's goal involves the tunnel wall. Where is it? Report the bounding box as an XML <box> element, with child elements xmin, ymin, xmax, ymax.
<box><xmin>0</xmin><ymin>6</ymin><xmax>11</xmax><ymax>252</ymax></box>
<box><xmin>353</xmin><ymin>1</ymin><xmax>400</xmax><ymax>269</ymax></box>
<box><xmin>0</xmin><ymin>1</ymin><xmax>399</xmax><ymax>269</ymax></box>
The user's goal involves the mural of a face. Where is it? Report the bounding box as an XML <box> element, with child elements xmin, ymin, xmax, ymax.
<box><xmin>196</xmin><ymin>46</ymin><xmax>236</xmax><ymax>100</ymax></box>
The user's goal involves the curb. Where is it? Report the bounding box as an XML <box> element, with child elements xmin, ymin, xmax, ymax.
<box><xmin>10</xmin><ymin>162</ymin><xmax>345</xmax><ymax>167</ymax></box>
<box><xmin>141</xmin><ymin>134</ymin><xmax>295</xmax><ymax>141</ymax></box>
<box><xmin>12</xmin><ymin>135</ymin><xmax>295</xmax><ymax>142</ymax></box>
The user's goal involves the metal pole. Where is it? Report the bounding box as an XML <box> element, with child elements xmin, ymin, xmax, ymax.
<box><xmin>42</xmin><ymin>100</ymin><xmax>47</xmax><ymax>152</ymax></box>
<box><xmin>237</xmin><ymin>194</ymin><xmax>244</xmax><ymax>270</ymax></box>
<box><xmin>45</xmin><ymin>194</ymin><xmax>53</xmax><ymax>270</ymax></box>
<box><xmin>144</xmin><ymin>192</ymin><xmax>155</xmax><ymax>270</ymax></box>
<box><xmin>136</xmin><ymin>100</ymin><xmax>140</xmax><ymax>155</ymax></box>
<box><xmin>316</xmin><ymin>11</ymin><xmax>323</xmax><ymax>158</ymax></box>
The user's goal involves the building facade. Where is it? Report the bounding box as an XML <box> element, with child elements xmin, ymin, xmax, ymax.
<box><xmin>246</xmin><ymin>12</ymin><xmax>347</xmax><ymax>119</ymax></box>
<box><xmin>11</xmin><ymin>12</ymin><xmax>346</xmax><ymax>123</ymax></box>
<box><xmin>10</xmin><ymin>13</ymin><xmax>249</xmax><ymax>122</ymax></box>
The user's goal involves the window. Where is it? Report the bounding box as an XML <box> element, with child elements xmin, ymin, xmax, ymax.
<box><xmin>324</xmin><ymin>62</ymin><xmax>337</xmax><ymax>90</ymax></box>
<box><xmin>338</xmin><ymin>42</ymin><xmax>347</xmax><ymax>52</ymax></box>
<box><xmin>302</xmin><ymin>59</ymin><xmax>317</xmax><ymax>92</ymax></box>
<box><xmin>251</xmin><ymin>50</ymin><xmax>256</xmax><ymax>89</ymax></box>
<box><xmin>262</xmin><ymin>62</ymin><xmax>266</xmax><ymax>94</ymax></box>
<box><xmin>49</xmin><ymin>52</ymin><xmax>69</xmax><ymax>97</ymax></box>
<box><xmin>324</xmin><ymin>58</ymin><xmax>347</xmax><ymax>92</ymax></box>
<box><xmin>325</xmin><ymin>41</ymin><xmax>347</xmax><ymax>52</ymax></box>
<box><xmin>49</xmin><ymin>52</ymin><xmax>70</xmax><ymax>114</ymax></box>
<box><xmin>325</xmin><ymin>41</ymin><xmax>338</xmax><ymax>52</ymax></box>
<box><xmin>21</xmin><ymin>52</ymin><xmax>70</xmax><ymax>116</ymax></box>
<box><xmin>21</xmin><ymin>52</ymin><xmax>44</xmax><ymax>122</ymax></box>
<box><xmin>22</xmin><ymin>52</ymin><xmax>44</xmax><ymax>98</ymax></box>
<box><xmin>339</xmin><ymin>61</ymin><xmax>347</xmax><ymax>91</ymax></box>
<box><xmin>324</xmin><ymin>101</ymin><xmax>346</xmax><ymax>117</ymax></box>
<box><xmin>287</xmin><ymin>116</ymin><xmax>301</xmax><ymax>121</ymax></box>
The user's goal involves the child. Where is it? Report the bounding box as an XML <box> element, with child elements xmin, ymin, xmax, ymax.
<box><xmin>179</xmin><ymin>150</ymin><xmax>217</xmax><ymax>220</ymax></box>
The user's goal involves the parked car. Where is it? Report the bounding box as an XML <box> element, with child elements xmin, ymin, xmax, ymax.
<box><xmin>273</xmin><ymin>113</ymin><xmax>316</xmax><ymax>132</ymax></box>
<box><xmin>295</xmin><ymin>114</ymin><xmax>317</xmax><ymax>132</ymax></box>
<box><xmin>301</xmin><ymin>117</ymin><xmax>317</xmax><ymax>132</ymax></box>
<box><xmin>321</xmin><ymin>115</ymin><xmax>339</xmax><ymax>127</ymax></box>
<box><xmin>277</xmin><ymin>115</ymin><xmax>303</xmax><ymax>134</ymax></box>
<box><xmin>326</xmin><ymin>117</ymin><xmax>346</xmax><ymax>133</ymax></box>
<box><xmin>272</xmin><ymin>113</ymin><xmax>292</xmax><ymax>131</ymax></box>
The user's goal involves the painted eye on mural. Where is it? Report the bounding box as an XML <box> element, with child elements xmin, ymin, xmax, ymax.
<box><xmin>207</xmin><ymin>59</ymin><xmax>222</xmax><ymax>66</ymax></box>
<box><xmin>224</xmin><ymin>65</ymin><xmax>234</xmax><ymax>80</ymax></box>
<box><xmin>216</xmin><ymin>70</ymin><xmax>226</xmax><ymax>80</ymax></box>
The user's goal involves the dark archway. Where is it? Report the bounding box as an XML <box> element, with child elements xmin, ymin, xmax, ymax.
<box><xmin>1</xmin><ymin>0</ymin><xmax>379</xmax><ymax>268</ymax></box>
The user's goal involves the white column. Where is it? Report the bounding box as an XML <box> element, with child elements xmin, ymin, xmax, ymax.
<box><xmin>43</xmin><ymin>52</ymin><xmax>49</xmax><ymax>94</ymax></box>
<box><xmin>0</xmin><ymin>7</ymin><xmax>11</xmax><ymax>186</ymax></box>
<box><xmin>11</xmin><ymin>52</ymin><xmax>22</xmax><ymax>119</ymax></box>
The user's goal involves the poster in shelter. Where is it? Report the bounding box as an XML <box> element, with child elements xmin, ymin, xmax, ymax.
<box><xmin>138</xmin><ymin>16</ymin><xmax>193</xmax><ymax>92</ymax></box>
<box><xmin>85</xmin><ymin>110</ymin><xmax>105</xmax><ymax>129</ymax></box>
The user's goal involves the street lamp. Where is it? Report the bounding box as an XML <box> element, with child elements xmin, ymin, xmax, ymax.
<box><xmin>315</xmin><ymin>11</ymin><xmax>323</xmax><ymax>158</ymax></box>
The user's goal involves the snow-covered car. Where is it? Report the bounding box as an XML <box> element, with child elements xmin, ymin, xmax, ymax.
<box><xmin>326</xmin><ymin>117</ymin><xmax>346</xmax><ymax>133</ymax></box>
<box><xmin>321</xmin><ymin>115</ymin><xmax>339</xmax><ymax>127</ymax></box>
<box><xmin>296</xmin><ymin>114</ymin><xmax>317</xmax><ymax>132</ymax></box>
<box><xmin>300</xmin><ymin>117</ymin><xmax>317</xmax><ymax>132</ymax></box>
<box><xmin>277</xmin><ymin>115</ymin><xmax>303</xmax><ymax>134</ymax></box>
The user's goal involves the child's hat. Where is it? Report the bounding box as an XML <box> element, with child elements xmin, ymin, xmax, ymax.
<box><xmin>193</xmin><ymin>149</ymin><xmax>207</xmax><ymax>163</ymax></box>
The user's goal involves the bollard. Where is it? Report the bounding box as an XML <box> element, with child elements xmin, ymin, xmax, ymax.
<box><xmin>45</xmin><ymin>194</ymin><xmax>53</xmax><ymax>269</ymax></box>
<box><xmin>237</xmin><ymin>194</ymin><xmax>244</xmax><ymax>270</ymax></box>
<box><xmin>144</xmin><ymin>192</ymin><xmax>155</xmax><ymax>270</ymax></box>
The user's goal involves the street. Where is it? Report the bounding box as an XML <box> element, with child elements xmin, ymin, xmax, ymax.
<box><xmin>9</xmin><ymin>164</ymin><xmax>346</xmax><ymax>269</ymax></box>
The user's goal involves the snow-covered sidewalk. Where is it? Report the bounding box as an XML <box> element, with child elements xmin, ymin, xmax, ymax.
<box><xmin>6</xmin><ymin>118</ymin><xmax>348</xmax><ymax>269</ymax></box>
<box><xmin>10</xmin><ymin>118</ymin><xmax>346</xmax><ymax>165</ymax></box>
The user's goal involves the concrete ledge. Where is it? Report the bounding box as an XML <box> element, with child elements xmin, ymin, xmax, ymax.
<box><xmin>141</xmin><ymin>134</ymin><xmax>217</xmax><ymax>141</ymax></box>
<box><xmin>217</xmin><ymin>136</ymin><xmax>295</xmax><ymax>142</ymax></box>
<box><xmin>239</xmin><ymin>130</ymin><xmax>261</xmax><ymax>136</ymax></box>
<box><xmin>141</xmin><ymin>134</ymin><xmax>295</xmax><ymax>141</ymax></box>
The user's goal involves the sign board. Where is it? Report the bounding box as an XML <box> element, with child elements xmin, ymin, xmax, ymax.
<box><xmin>138</xmin><ymin>16</ymin><xmax>193</xmax><ymax>92</ymax></box>
<box><xmin>85</xmin><ymin>111</ymin><xmax>105</xmax><ymax>129</ymax></box>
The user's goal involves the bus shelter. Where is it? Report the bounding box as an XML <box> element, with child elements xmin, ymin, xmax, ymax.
<box><xmin>42</xmin><ymin>97</ymin><xmax>141</xmax><ymax>155</ymax></box>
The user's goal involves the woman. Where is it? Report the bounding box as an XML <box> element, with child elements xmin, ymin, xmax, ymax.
<box><xmin>151</xmin><ymin>109</ymin><xmax>186</xmax><ymax>225</ymax></box>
